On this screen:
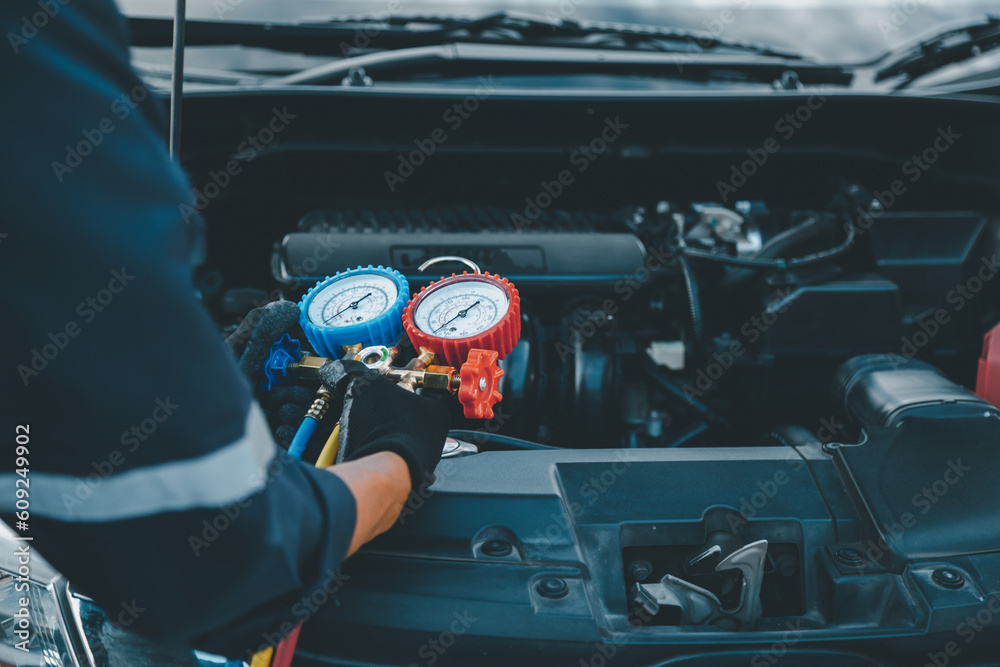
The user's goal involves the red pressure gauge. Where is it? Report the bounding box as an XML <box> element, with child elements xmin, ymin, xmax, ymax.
<box><xmin>403</xmin><ymin>259</ymin><xmax>521</xmax><ymax>367</ymax></box>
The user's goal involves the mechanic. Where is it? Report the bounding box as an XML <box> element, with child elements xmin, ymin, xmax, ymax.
<box><xmin>0</xmin><ymin>0</ymin><xmax>449</xmax><ymax>657</ymax></box>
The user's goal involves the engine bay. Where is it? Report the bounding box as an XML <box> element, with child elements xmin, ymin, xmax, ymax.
<box><xmin>175</xmin><ymin>89</ymin><xmax>1000</xmax><ymax>663</ymax></box>
<box><xmin>214</xmin><ymin>193</ymin><xmax>998</xmax><ymax>452</ymax></box>
<box><xmin>182</xmin><ymin>92</ymin><xmax>1000</xmax><ymax>454</ymax></box>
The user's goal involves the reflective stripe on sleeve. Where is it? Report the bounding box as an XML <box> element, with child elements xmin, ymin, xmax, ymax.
<box><xmin>0</xmin><ymin>404</ymin><xmax>278</xmax><ymax>522</ymax></box>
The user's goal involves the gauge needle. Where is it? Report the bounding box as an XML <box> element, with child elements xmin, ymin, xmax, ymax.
<box><xmin>325</xmin><ymin>292</ymin><xmax>372</xmax><ymax>323</ymax></box>
<box><xmin>434</xmin><ymin>300</ymin><xmax>480</xmax><ymax>333</ymax></box>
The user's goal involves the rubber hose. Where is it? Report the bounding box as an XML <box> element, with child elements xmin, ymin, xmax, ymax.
<box><xmin>286</xmin><ymin>416</ymin><xmax>319</xmax><ymax>460</ymax></box>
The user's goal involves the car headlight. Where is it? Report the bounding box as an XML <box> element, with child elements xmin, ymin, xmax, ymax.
<box><xmin>0</xmin><ymin>524</ymin><xmax>83</xmax><ymax>666</ymax></box>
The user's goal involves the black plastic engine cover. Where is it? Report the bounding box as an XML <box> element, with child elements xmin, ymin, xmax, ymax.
<box><xmin>835</xmin><ymin>414</ymin><xmax>1000</xmax><ymax>560</ymax></box>
<box><xmin>273</xmin><ymin>231</ymin><xmax>647</xmax><ymax>286</ymax></box>
<box><xmin>292</xmin><ymin>440</ymin><xmax>1000</xmax><ymax>667</ymax></box>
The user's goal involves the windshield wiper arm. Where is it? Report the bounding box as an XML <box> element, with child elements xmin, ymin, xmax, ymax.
<box><xmin>875</xmin><ymin>15</ymin><xmax>1000</xmax><ymax>88</ymax></box>
<box><xmin>128</xmin><ymin>11</ymin><xmax>804</xmax><ymax>60</ymax></box>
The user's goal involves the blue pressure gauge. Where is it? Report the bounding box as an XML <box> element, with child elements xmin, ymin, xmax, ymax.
<box><xmin>298</xmin><ymin>265</ymin><xmax>409</xmax><ymax>357</ymax></box>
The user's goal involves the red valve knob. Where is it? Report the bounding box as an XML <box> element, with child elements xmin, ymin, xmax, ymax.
<box><xmin>458</xmin><ymin>349</ymin><xmax>504</xmax><ymax>420</ymax></box>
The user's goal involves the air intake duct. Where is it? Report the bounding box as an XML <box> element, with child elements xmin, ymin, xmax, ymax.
<box><xmin>832</xmin><ymin>354</ymin><xmax>996</xmax><ymax>429</ymax></box>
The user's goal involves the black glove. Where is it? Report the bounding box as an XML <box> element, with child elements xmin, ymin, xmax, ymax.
<box><xmin>225</xmin><ymin>300</ymin><xmax>301</xmax><ymax>386</ymax></box>
<box><xmin>267</xmin><ymin>384</ymin><xmax>315</xmax><ymax>448</ymax></box>
<box><xmin>319</xmin><ymin>360</ymin><xmax>451</xmax><ymax>491</ymax></box>
<box><xmin>226</xmin><ymin>300</ymin><xmax>312</xmax><ymax>447</ymax></box>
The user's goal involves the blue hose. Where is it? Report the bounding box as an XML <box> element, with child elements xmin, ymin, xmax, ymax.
<box><xmin>286</xmin><ymin>416</ymin><xmax>319</xmax><ymax>460</ymax></box>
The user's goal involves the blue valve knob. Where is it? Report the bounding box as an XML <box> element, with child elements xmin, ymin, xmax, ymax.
<box><xmin>263</xmin><ymin>333</ymin><xmax>303</xmax><ymax>391</ymax></box>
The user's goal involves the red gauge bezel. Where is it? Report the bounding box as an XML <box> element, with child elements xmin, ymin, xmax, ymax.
<box><xmin>402</xmin><ymin>272</ymin><xmax>521</xmax><ymax>367</ymax></box>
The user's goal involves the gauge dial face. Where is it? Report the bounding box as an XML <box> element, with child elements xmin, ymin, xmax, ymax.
<box><xmin>307</xmin><ymin>273</ymin><xmax>399</xmax><ymax>327</ymax></box>
<box><xmin>413</xmin><ymin>278</ymin><xmax>510</xmax><ymax>339</ymax></box>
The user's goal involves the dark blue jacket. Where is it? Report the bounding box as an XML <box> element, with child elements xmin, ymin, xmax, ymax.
<box><xmin>0</xmin><ymin>1</ymin><xmax>356</xmax><ymax>658</ymax></box>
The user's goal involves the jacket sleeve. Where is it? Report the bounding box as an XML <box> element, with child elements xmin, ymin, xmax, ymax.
<box><xmin>0</xmin><ymin>1</ymin><xmax>356</xmax><ymax>658</ymax></box>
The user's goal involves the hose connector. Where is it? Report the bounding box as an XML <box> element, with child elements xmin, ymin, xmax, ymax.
<box><xmin>306</xmin><ymin>386</ymin><xmax>333</xmax><ymax>422</ymax></box>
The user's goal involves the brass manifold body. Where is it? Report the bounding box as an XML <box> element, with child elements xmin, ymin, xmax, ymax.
<box><xmin>288</xmin><ymin>344</ymin><xmax>460</xmax><ymax>395</ymax></box>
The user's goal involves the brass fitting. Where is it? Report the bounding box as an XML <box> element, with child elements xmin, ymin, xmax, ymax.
<box><xmin>424</xmin><ymin>365</ymin><xmax>457</xmax><ymax>391</ymax></box>
<box><xmin>306</xmin><ymin>386</ymin><xmax>333</xmax><ymax>421</ymax></box>
<box><xmin>401</xmin><ymin>346</ymin><xmax>437</xmax><ymax>372</ymax></box>
<box><xmin>287</xmin><ymin>344</ymin><xmax>454</xmax><ymax>395</ymax></box>
<box><xmin>341</xmin><ymin>343</ymin><xmax>364</xmax><ymax>357</ymax></box>
<box><xmin>386</xmin><ymin>366</ymin><xmax>457</xmax><ymax>392</ymax></box>
<box><xmin>288</xmin><ymin>355</ymin><xmax>328</xmax><ymax>382</ymax></box>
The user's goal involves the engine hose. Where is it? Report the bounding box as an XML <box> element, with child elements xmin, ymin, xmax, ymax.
<box><xmin>681</xmin><ymin>208</ymin><xmax>856</xmax><ymax>270</ymax></box>
<box><xmin>315</xmin><ymin>423</ymin><xmax>341</xmax><ymax>468</ymax></box>
<box><xmin>759</xmin><ymin>424</ymin><xmax>822</xmax><ymax>449</ymax></box>
<box><xmin>676</xmin><ymin>254</ymin><xmax>705</xmax><ymax>353</ymax></box>
<box><xmin>721</xmin><ymin>216</ymin><xmax>830</xmax><ymax>290</ymax></box>
<box><xmin>447</xmin><ymin>429</ymin><xmax>559</xmax><ymax>451</ymax></box>
<box><xmin>663</xmin><ymin>421</ymin><xmax>709</xmax><ymax>448</ymax></box>
<box><xmin>286</xmin><ymin>415</ymin><xmax>319</xmax><ymax>460</ymax></box>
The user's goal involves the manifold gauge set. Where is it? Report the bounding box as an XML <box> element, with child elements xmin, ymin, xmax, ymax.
<box><xmin>265</xmin><ymin>257</ymin><xmax>521</xmax><ymax>421</ymax></box>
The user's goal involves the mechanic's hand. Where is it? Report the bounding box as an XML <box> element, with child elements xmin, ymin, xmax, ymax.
<box><xmin>266</xmin><ymin>384</ymin><xmax>315</xmax><ymax>448</ymax></box>
<box><xmin>225</xmin><ymin>300</ymin><xmax>301</xmax><ymax>385</ymax></box>
<box><xmin>319</xmin><ymin>360</ymin><xmax>451</xmax><ymax>492</ymax></box>
<box><xmin>226</xmin><ymin>300</ymin><xmax>309</xmax><ymax>446</ymax></box>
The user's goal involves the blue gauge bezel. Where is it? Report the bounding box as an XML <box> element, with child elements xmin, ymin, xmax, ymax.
<box><xmin>298</xmin><ymin>265</ymin><xmax>410</xmax><ymax>357</ymax></box>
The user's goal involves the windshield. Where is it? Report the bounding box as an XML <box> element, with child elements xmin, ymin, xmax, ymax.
<box><xmin>119</xmin><ymin>0</ymin><xmax>995</xmax><ymax>62</ymax></box>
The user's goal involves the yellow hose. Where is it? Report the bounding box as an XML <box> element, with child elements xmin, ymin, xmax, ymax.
<box><xmin>249</xmin><ymin>647</ymin><xmax>273</xmax><ymax>667</ymax></box>
<box><xmin>315</xmin><ymin>423</ymin><xmax>341</xmax><ymax>468</ymax></box>
<box><xmin>249</xmin><ymin>423</ymin><xmax>340</xmax><ymax>665</ymax></box>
